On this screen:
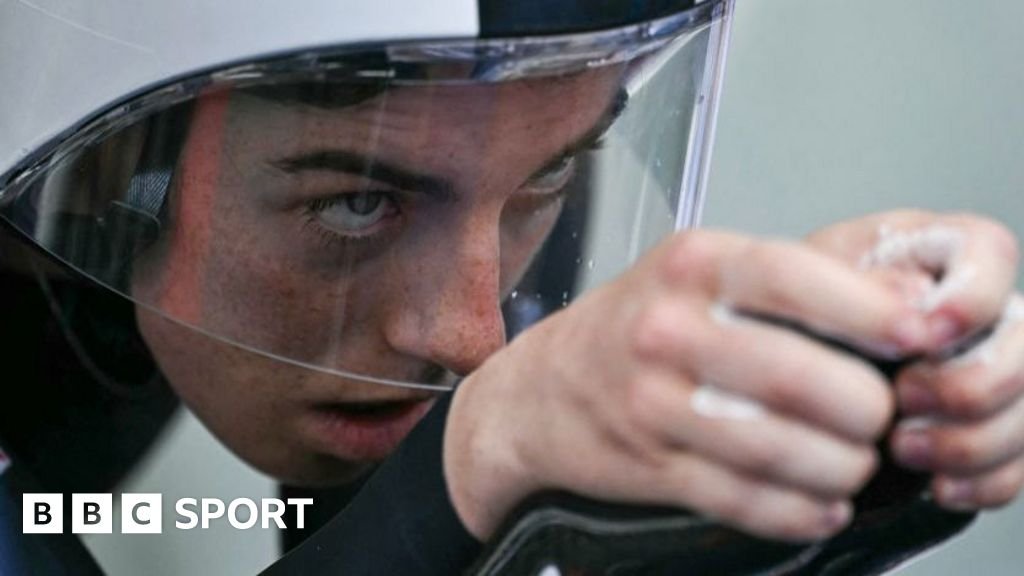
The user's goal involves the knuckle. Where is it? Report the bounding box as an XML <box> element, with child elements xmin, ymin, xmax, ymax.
<box><xmin>935</xmin><ymin>431</ymin><xmax>986</xmax><ymax>470</ymax></box>
<box><xmin>661</xmin><ymin>231</ymin><xmax>719</xmax><ymax>285</ymax></box>
<box><xmin>736</xmin><ymin>435</ymin><xmax>790</xmax><ymax>478</ymax></box>
<box><xmin>757</xmin><ymin>366</ymin><xmax>808</xmax><ymax>412</ymax></box>
<box><xmin>938</xmin><ymin>380</ymin><xmax>996</xmax><ymax>419</ymax></box>
<box><xmin>630</xmin><ymin>301</ymin><xmax>687</xmax><ymax>359</ymax></box>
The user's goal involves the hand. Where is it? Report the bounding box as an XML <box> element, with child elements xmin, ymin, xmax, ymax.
<box><xmin>808</xmin><ymin>210</ymin><xmax>1023</xmax><ymax>511</ymax></box>
<box><xmin>444</xmin><ymin>226</ymin><xmax>946</xmax><ymax>543</ymax></box>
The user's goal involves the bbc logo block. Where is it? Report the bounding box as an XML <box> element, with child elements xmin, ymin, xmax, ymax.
<box><xmin>122</xmin><ymin>494</ymin><xmax>162</xmax><ymax>534</ymax></box>
<box><xmin>72</xmin><ymin>494</ymin><xmax>113</xmax><ymax>534</ymax></box>
<box><xmin>23</xmin><ymin>494</ymin><xmax>63</xmax><ymax>534</ymax></box>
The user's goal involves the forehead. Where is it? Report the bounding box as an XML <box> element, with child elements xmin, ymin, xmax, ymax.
<box><xmin>214</xmin><ymin>69</ymin><xmax>623</xmax><ymax>173</ymax></box>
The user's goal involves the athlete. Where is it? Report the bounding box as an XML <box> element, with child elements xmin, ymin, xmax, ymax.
<box><xmin>1</xmin><ymin>1</ymin><xmax>1023</xmax><ymax>573</ymax></box>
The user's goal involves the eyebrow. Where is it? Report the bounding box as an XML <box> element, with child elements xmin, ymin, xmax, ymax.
<box><xmin>531</xmin><ymin>90</ymin><xmax>625</xmax><ymax>178</ymax></box>
<box><xmin>272</xmin><ymin>150</ymin><xmax>456</xmax><ymax>202</ymax></box>
<box><xmin>270</xmin><ymin>89</ymin><xmax>627</xmax><ymax>200</ymax></box>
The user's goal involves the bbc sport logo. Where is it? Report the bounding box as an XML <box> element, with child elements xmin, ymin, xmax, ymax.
<box><xmin>23</xmin><ymin>494</ymin><xmax>314</xmax><ymax>534</ymax></box>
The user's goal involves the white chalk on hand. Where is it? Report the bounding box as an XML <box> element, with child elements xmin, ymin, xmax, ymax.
<box><xmin>859</xmin><ymin>224</ymin><xmax>964</xmax><ymax>272</ymax></box>
<box><xmin>859</xmin><ymin>224</ymin><xmax>977</xmax><ymax>313</ymax></box>
<box><xmin>691</xmin><ymin>383</ymin><xmax>766</xmax><ymax>421</ymax></box>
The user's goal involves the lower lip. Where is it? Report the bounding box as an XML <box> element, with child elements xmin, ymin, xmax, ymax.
<box><xmin>305</xmin><ymin>398</ymin><xmax>436</xmax><ymax>461</ymax></box>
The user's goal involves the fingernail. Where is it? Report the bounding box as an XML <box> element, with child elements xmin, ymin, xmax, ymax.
<box><xmin>894</xmin><ymin>429</ymin><xmax>933</xmax><ymax>469</ymax></box>
<box><xmin>898</xmin><ymin>382</ymin><xmax>940</xmax><ymax>413</ymax></box>
<box><xmin>823</xmin><ymin>501</ymin><xmax>852</xmax><ymax>532</ymax></box>
<box><xmin>938</xmin><ymin>479</ymin><xmax>975</xmax><ymax>508</ymax></box>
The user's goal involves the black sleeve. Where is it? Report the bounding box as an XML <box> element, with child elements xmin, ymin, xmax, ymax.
<box><xmin>260</xmin><ymin>392</ymin><xmax>483</xmax><ymax>575</ymax></box>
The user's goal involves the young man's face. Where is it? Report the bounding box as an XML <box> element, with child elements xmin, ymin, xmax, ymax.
<box><xmin>131</xmin><ymin>70</ymin><xmax>621</xmax><ymax>486</ymax></box>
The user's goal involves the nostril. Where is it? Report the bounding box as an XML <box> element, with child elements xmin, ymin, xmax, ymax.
<box><xmin>440</xmin><ymin>318</ymin><xmax>507</xmax><ymax>377</ymax></box>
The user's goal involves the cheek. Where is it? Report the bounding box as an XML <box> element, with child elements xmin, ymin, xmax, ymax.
<box><xmin>213</xmin><ymin>238</ymin><xmax>400</xmax><ymax>370</ymax></box>
<box><xmin>135</xmin><ymin>307</ymin><xmax>368</xmax><ymax>485</ymax></box>
<box><xmin>135</xmin><ymin>307</ymin><xmax>265</xmax><ymax>412</ymax></box>
<box><xmin>134</xmin><ymin>309</ymin><xmax>288</xmax><ymax>470</ymax></box>
<box><xmin>165</xmin><ymin>203</ymin><xmax>372</xmax><ymax>363</ymax></box>
<box><xmin>135</xmin><ymin>185</ymin><xmax>407</xmax><ymax>381</ymax></box>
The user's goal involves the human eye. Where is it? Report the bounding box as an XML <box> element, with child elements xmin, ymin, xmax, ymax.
<box><xmin>305</xmin><ymin>191</ymin><xmax>400</xmax><ymax>241</ymax></box>
<box><xmin>520</xmin><ymin>136</ymin><xmax>607</xmax><ymax>200</ymax></box>
<box><xmin>522</xmin><ymin>155</ymin><xmax>578</xmax><ymax>196</ymax></box>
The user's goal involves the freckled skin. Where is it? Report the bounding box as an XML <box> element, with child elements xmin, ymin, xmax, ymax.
<box><xmin>132</xmin><ymin>70</ymin><xmax>621</xmax><ymax>486</ymax></box>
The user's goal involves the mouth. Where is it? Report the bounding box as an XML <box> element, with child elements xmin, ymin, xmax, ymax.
<box><xmin>304</xmin><ymin>396</ymin><xmax>436</xmax><ymax>461</ymax></box>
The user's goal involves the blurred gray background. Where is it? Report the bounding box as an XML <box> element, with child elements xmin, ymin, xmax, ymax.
<box><xmin>84</xmin><ymin>0</ymin><xmax>1024</xmax><ymax>573</ymax></box>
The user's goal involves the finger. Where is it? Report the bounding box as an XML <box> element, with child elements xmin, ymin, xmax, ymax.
<box><xmin>895</xmin><ymin>294</ymin><xmax>1024</xmax><ymax>419</ymax></box>
<box><xmin>647</xmin><ymin>452</ymin><xmax>853</xmax><ymax>542</ymax></box>
<box><xmin>655</xmin><ymin>231</ymin><xmax>931</xmax><ymax>356</ymax></box>
<box><xmin>932</xmin><ymin>458</ymin><xmax>1024</xmax><ymax>511</ymax></box>
<box><xmin>919</xmin><ymin>216</ymin><xmax>1018</xmax><ymax>348</ymax></box>
<box><xmin>840</xmin><ymin>212</ymin><xmax>1018</xmax><ymax>349</ymax></box>
<box><xmin>891</xmin><ymin>393</ymin><xmax>1024</xmax><ymax>474</ymax></box>
<box><xmin>631</xmin><ymin>298</ymin><xmax>894</xmax><ymax>442</ymax></box>
<box><xmin>866</xmin><ymin>267</ymin><xmax>935</xmax><ymax>304</ymax></box>
<box><xmin>629</xmin><ymin>371</ymin><xmax>878</xmax><ymax>500</ymax></box>
<box><xmin>804</xmin><ymin>210</ymin><xmax>932</xmax><ymax>261</ymax></box>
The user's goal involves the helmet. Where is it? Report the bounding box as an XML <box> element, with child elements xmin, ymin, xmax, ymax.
<box><xmin>0</xmin><ymin>0</ymin><xmax>735</xmax><ymax>391</ymax></box>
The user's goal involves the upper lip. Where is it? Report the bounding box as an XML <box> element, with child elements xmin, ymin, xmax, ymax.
<box><xmin>320</xmin><ymin>396</ymin><xmax>434</xmax><ymax>406</ymax></box>
<box><xmin>312</xmin><ymin>392</ymin><xmax>438</xmax><ymax>409</ymax></box>
<box><xmin>306</xmin><ymin>363</ymin><xmax>455</xmax><ymax>406</ymax></box>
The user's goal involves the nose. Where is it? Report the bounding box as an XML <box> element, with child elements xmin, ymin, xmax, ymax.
<box><xmin>384</xmin><ymin>223</ymin><xmax>507</xmax><ymax>378</ymax></box>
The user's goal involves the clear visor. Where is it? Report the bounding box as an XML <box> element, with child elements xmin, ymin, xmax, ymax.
<box><xmin>0</xmin><ymin>4</ymin><xmax>731</xmax><ymax>391</ymax></box>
